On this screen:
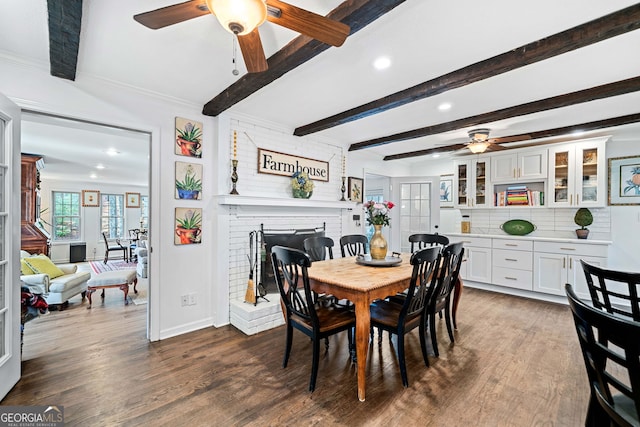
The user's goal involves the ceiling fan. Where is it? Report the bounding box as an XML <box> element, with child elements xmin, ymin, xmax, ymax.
<box><xmin>133</xmin><ymin>0</ymin><xmax>350</xmax><ymax>73</ymax></box>
<box><xmin>438</xmin><ymin>128</ymin><xmax>533</xmax><ymax>155</ymax></box>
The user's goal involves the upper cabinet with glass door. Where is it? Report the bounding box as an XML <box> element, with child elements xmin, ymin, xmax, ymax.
<box><xmin>547</xmin><ymin>136</ymin><xmax>607</xmax><ymax>208</ymax></box>
<box><xmin>454</xmin><ymin>158</ymin><xmax>491</xmax><ymax>209</ymax></box>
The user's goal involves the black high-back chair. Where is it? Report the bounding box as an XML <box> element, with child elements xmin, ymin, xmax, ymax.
<box><xmin>303</xmin><ymin>236</ymin><xmax>334</xmax><ymax>262</ymax></box>
<box><xmin>581</xmin><ymin>260</ymin><xmax>640</xmax><ymax>321</ymax></box>
<box><xmin>340</xmin><ymin>234</ymin><xmax>368</xmax><ymax>257</ymax></box>
<box><xmin>409</xmin><ymin>233</ymin><xmax>450</xmax><ymax>252</ymax></box>
<box><xmin>370</xmin><ymin>247</ymin><xmax>441</xmax><ymax>387</ymax></box>
<box><xmin>565</xmin><ymin>283</ymin><xmax>640</xmax><ymax>427</ymax></box>
<box><xmin>426</xmin><ymin>242</ymin><xmax>464</xmax><ymax>357</ymax></box>
<box><xmin>271</xmin><ymin>246</ymin><xmax>355</xmax><ymax>392</ymax></box>
<box><xmin>101</xmin><ymin>232</ymin><xmax>128</xmax><ymax>264</ymax></box>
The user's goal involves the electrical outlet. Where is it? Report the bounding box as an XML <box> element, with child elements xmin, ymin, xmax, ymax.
<box><xmin>181</xmin><ymin>295</ymin><xmax>188</xmax><ymax>306</ymax></box>
<box><xmin>189</xmin><ymin>293</ymin><xmax>197</xmax><ymax>305</ymax></box>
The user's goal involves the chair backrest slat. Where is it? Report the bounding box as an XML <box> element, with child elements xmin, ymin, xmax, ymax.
<box><xmin>340</xmin><ymin>234</ymin><xmax>368</xmax><ymax>257</ymax></box>
<box><xmin>581</xmin><ymin>260</ymin><xmax>640</xmax><ymax>321</ymax></box>
<box><xmin>303</xmin><ymin>236</ymin><xmax>334</xmax><ymax>262</ymax></box>
<box><xmin>409</xmin><ymin>233</ymin><xmax>450</xmax><ymax>253</ymax></box>
<box><xmin>401</xmin><ymin>247</ymin><xmax>441</xmax><ymax>321</ymax></box>
<box><xmin>271</xmin><ymin>246</ymin><xmax>317</xmax><ymax>325</ymax></box>
<box><xmin>565</xmin><ymin>283</ymin><xmax>640</xmax><ymax>426</ymax></box>
<box><xmin>428</xmin><ymin>242</ymin><xmax>464</xmax><ymax>313</ymax></box>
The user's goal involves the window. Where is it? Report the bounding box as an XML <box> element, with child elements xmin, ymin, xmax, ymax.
<box><xmin>52</xmin><ymin>191</ymin><xmax>80</xmax><ymax>241</ymax></box>
<box><xmin>101</xmin><ymin>193</ymin><xmax>124</xmax><ymax>238</ymax></box>
<box><xmin>140</xmin><ymin>195</ymin><xmax>149</xmax><ymax>229</ymax></box>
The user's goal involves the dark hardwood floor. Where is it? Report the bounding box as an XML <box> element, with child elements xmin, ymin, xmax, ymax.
<box><xmin>5</xmin><ymin>288</ymin><xmax>588</xmax><ymax>426</ymax></box>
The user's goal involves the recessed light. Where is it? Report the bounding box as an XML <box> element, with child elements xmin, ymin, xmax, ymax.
<box><xmin>96</xmin><ymin>164</ymin><xmax>105</xmax><ymax>169</ymax></box>
<box><xmin>90</xmin><ymin>173</ymin><xmax>97</xmax><ymax>179</ymax></box>
<box><xmin>373</xmin><ymin>56</ymin><xmax>391</xmax><ymax>70</ymax></box>
<box><xmin>432</xmin><ymin>153</ymin><xmax>441</xmax><ymax>158</ymax></box>
<box><xmin>106</xmin><ymin>149</ymin><xmax>120</xmax><ymax>156</ymax></box>
<box><xmin>438</xmin><ymin>102</ymin><xmax>452</xmax><ymax>111</ymax></box>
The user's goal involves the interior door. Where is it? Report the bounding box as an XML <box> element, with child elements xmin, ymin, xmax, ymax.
<box><xmin>390</xmin><ymin>176</ymin><xmax>440</xmax><ymax>253</ymax></box>
<box><xmin>0</xmin><ymin>92</ymin><xmax>20</xmax><ymax>400</ymax></box>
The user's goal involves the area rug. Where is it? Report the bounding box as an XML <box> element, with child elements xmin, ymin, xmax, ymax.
<box><xmin>130</xmin><ymin>281</ymin><xmax>147</xmax><ymax>306</ymax></box>
<box><xmin>89</xmin><ymin>260</ymin><xmax>137</xmax><ymax>275</ymax></box>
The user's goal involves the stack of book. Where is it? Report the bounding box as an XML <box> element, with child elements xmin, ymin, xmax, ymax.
<box><xmin>495</xmin><ymin>186</ymin><xmax>545</xmax><ymax>206</ymax></box>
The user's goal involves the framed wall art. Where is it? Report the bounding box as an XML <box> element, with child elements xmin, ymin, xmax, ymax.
<box><xmin>440</xmin><ymin>174</ymin><xmax>454</xmax><ymax>208</ymax></box>
<box><xmin>175</xmin><ymin>161</ymin><xmax>203</xmax><ymax>200</ymax></box>
<box><xmin>175</xmin><ymin>117</ymin><xmax>203</xmax><ymax>158</ymax></box>
<box><xmin>126</xmin><ymin>192</ymin><xmax>141</xmax><ymax>208</ymax></box>
<box><xmin>82</xmin><ymin>190</ymin><xmax>100</xmax><ymax>207</ymax></box>
<box><xmin>609</xmin><ymin>155</ymin><xmax>640</xmax><ymax>205</ymax></box>
<box><xmin>348</xmin><ymin>177</ymin><xmax>363</xmax><ymax>203</ymax></box>
<box><xmin>175</xmin><ymin>207</ymin><xmax>202</xmax><ymax>245</ymax></box>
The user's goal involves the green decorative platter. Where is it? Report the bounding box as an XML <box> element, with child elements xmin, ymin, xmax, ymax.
<box><xmin>500</xmin><ymin>219</ymin><xmax>536</xmax><ymax>236</ymax></box>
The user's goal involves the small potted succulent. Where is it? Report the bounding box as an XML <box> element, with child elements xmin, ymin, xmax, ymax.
<box><xmin>176</xmin><ymin>122</ymin><xmax>202</xmax><ymax>158</ymax></box>
<box><xmin>176</xmin><ymin>166</ymin><xmax>202</xmax><ymax>199</ymax></box>
<box><xmin>574</xmin><ymin>207</ymin><xmax>593</xmax><ymax>239</ymax></box>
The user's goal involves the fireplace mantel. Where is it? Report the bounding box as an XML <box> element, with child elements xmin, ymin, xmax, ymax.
<box><xmin>217</xmin><ymin>195</ymin><xmax>357</xmax><ymax>210</ymax></box>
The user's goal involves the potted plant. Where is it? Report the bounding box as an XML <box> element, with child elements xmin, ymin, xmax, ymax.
<box><xmin>175</xmin><ymin>210</ymin><xmax>202</xmax><ymax>244</ymax></box>
<box><xmin>574</xmin><ymin>207</ymin><xmax>593</xmax><ymax>239</ymax></box>
<box><xmin>176</xmin><ymin>166</ymin><xmax>202</xmax><ymax>199</ymax></box>
<box><xmin>176</xmin><ymin>122</ymin><xmax>202</xmax><ymax>158</ymax></box>
<box><xmin>291</xmin><ymin>171</ymin><xmax>314</xmax><ymax>198</ymax></box>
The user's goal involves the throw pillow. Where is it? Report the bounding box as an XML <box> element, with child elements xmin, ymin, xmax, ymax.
<box><xmin>24</xmin><ymin>255</ymin><xmax>65</xmax><ymax>279</ymax></box>
<box><xmin>20</xmin><ymin>259</ymin><xmax>35</xmax><ymax>275</ymax></box>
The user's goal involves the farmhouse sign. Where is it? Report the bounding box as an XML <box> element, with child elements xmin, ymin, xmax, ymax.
<box><xmin>258</xmin><ymin>148</ymin><xmax>329</xmax><ymax>182</ymax></box>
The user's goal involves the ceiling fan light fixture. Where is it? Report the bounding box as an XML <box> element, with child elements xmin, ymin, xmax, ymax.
<box><xmin>467</xmin><ymin>141</ymin><xmax>490</xmax><ymax>154</ymax></box>
<box><xmin>206</xmin><ymin>0</ymin><xmax>267</xmax><ymax>36</ymax></box>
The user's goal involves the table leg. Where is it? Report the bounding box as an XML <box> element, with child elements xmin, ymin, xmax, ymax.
<box><xmin>354</xmin><ymin>297</ymin><xmax>370</xmax><ymax>402</ymax></box>
<box><xmin>452</xmin><ymin>277</ymin><xmax>463</xmax><ymax>330</ymax></box>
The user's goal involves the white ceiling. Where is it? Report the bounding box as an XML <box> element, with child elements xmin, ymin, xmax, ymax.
<box><xmin>2</xmin><ymin>0</ymin><xmax>640</xmax><ymax>183</ymax></box>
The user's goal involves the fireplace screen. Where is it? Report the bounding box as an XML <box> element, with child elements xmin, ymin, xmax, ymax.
<box><xmin>260</xmin><ymin>223</ymin><xmax>325</xmax><ymax>294</ymax></box>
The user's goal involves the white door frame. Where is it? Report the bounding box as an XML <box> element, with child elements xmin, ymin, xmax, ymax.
<box><xmin>0</xmin><ymin>92</ymin><xmax>21</xmax><ymax>400</ymax></box>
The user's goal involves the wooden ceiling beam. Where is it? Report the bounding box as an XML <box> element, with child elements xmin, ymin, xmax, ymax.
<box><xmin>384</xmin><ymin>112</ymin><xmax>640</xmax><ymax>161</ymax></box>
<box><xmin>348</xmin><ymin>75</ymin><xmax>640</xmax><ymax>152</ymax></box>
<box><xmin>47</xmin><ymin>0</ymin><xmax>83</xmax><ymax>80</ymax></box>
<box><xmin>202</xmin><ymin>0</ymin><xmax>407</xmax><ymax>116</ymax></box>
<box><xmin>295</xmin><ymin>3</ymin><xmax>640</xmax><ymax>136</ymax></box>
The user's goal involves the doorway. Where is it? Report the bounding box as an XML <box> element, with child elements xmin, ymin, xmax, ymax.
<box><xmin>20</xmin><ymin>111</ymin><xmax>151</xmax><ymax>331</ymax></box>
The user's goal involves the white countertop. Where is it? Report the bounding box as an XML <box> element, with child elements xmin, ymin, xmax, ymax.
<box><xmin>447</xmin><ymin>232</ymin><xmax>612</xmax><ymax>245</ymax></box>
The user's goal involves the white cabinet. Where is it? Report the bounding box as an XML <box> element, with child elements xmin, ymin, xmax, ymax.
<box><xmin>490</xmin><ymin>148</ymin><xmax>548</xmax><ymax>184</ymax></box>
<box><xmin>492</xmin><ymin>239</ymin><xmax>533</xmax><ymax>291</ymax></box>
<box><xmin>454</xmin><ymin>159</ymin><xmax>491</xmax><ymax>208</ymax></box>
<box><xmin>457</xmin><ymin>236</ymin><xmax>492</xmax><ymax>283</ymax></box>
<box><xmin>548</xmin><ymin>137</ymin><xmax>607</xmax><ymax>208</ymax></box>
<box><xmin>533</xmin><ymin>241</ymin><xmax>608</xmax><ymax>298</ymax></box>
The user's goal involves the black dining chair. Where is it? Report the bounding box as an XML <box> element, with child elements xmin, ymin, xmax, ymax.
<box><xmin>340</xmin><ymin>234</ymin><xmax>368</xmax><ymax>257</ymax></box>
<box><xmin>271</xmin><ymin>246</ymin><xmax>355</xmax><ymax>392</ymax></box>
<box><xmin>409</xmin><ymin>233</ymin><xmax>450</xmax><ymax>252</ymax></box>
<box><xmin>581</xmin><ymin>260</ymin><xmax>640</xmax><ymax>321</ymax></box>
<box><xmin>101</xmin><ymin>232</ymin><xmax>128</xmax><ymax>264</ymax></box>
<box><xmin>425</xmin><ymin>242</ymin><xmax>464</xmax><ymax>357</ymax></box>
<box><xmin>565</xmin><ymin>283</ymin><xmax>640</xmax><ymax>427</ymax></box>
<box><xmin>370</xmin><ymin>246</ymin><xmax>441</xmax><ymax>387</ymax></box>
<box><xmin>303</xmin><ymin>236</ymin><xmax>334</xmax><ymax>262</ymax></box>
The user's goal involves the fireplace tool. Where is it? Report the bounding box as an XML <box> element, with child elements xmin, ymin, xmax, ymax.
<box><xmin>244</xmin><ymin>231</ymin><xmax>256</xmax><ymax>304</ymax></box>
<box><xmin>246</xmin><ymin>230</ymin><xmax>269</xmax><ymax>306</ymax></box>
<box><xmin>255</xmin><ymin>230</ymin><xmax>269</xmax><ymax>304</ymax></box>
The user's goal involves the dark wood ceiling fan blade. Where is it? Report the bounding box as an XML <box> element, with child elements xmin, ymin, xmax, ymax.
<box><xmin>238</xmin><ymin>29</ymin><xmax>268</xmax><ymax>73</ymax></box>
<box><xmin>134</xmin><ymin>1</ymin><xmax>210</xmax><ymax>29</ymax></box>
<box><xmin>266</xmin><ymin>0</ymin><xmax>350</xmax><ymax>47</ymax></box>
<box><xmin>487</xmin><ymin>143</ymin><xmax>509</xmax><ymax>151</ymax></box>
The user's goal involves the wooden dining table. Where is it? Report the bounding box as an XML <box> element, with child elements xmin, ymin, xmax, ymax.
<box><xmin>306</xmin><ymin>253</ymin><xmax>463</xmax><ymax>401</ymax></box>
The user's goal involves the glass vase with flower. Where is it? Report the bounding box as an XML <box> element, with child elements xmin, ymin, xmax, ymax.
<box><xmin>363</xmin><ymin>200</ymin><xmax>394</xmax><ymax>259</ymax></box>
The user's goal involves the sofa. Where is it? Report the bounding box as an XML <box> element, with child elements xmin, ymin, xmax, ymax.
<box><xmin>20</xmin><ymin>250</ymin><xmax>91</xmax><ymax>308</ymax></box>
<box><xmin>135</xmin><ymin>238</ymin><xmax>148</xmax><ymax>278</ymax></box>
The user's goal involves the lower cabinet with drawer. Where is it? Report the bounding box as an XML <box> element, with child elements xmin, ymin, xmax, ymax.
<box><xmin>533</xmin><ymin>241</ymin><xmax>608</xmax><ymax>299</ymax></box>
<box><xmin>492</xmin><ymin>239</ymin><xmax>533</xmax><ymax>291</ymax></box>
